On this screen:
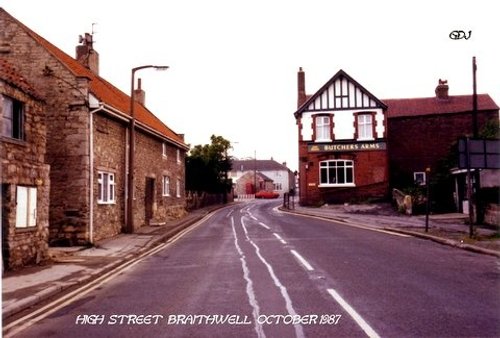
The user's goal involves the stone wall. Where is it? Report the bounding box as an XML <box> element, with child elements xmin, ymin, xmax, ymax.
<box><xmin>92</xmin><ymin>113</ymin><xmax>126</xmax><ymax>241</ymax></box>
<box><xmin>1</xmin><ymin>11</ymin><xmax>92</xmax><ymax>245</ymax></box>
<box><xmin>1</xmin><ymin>79</ymin><xmax>50</xmax><ymax>270</ymax></box>
<box><xmin>134</xmin><ymin>129</ymin><xmax>187</xmax><ymax>228</ymax></box>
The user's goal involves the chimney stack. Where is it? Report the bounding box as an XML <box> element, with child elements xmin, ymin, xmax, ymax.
<box><xmin>297</xmin><ymin>67</ymin><xmax>306</xmax><ymax>108</ymax></box>
<box><xmin>76</xmin><ymin>33</ymin><xmax>99</xmax><ymax>74</ymax></box>
<box><xmin>435</xmin><ymin>79</ymin><xmax>449</xmax><ymax>100</ymax></box>
<box><xmin>134</xmin><ymin>78</ymin><xmax>146</xmax><ymax>106</ymax></box>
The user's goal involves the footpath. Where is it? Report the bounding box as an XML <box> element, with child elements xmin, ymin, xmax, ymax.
<box><xmin>2</xmin><ymin>202</ymin><xmax>499</xmax><ymax>321</ymax></box>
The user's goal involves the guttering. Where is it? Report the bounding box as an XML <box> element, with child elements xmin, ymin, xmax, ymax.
<box><xmin>88</xmin><ymin>103</ymin><xmax>104</xmax><ymax>245</ymax></box>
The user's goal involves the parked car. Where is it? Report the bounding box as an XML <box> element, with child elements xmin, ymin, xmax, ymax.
<box><xmin>255</xmin><ymin>191</ymin><xmax>280</xmax><ymax>199</ymax></box>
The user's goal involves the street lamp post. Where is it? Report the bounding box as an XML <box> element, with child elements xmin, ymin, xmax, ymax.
<box><xmin>126</xmin><ymin>65</ymin><xmax>169</xmax><ymax>234</ymax></box>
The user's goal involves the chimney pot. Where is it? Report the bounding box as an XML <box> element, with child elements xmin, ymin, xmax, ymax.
<box><xmin>75</xmin><ymin>33</ymin><xmax>99</xmax><ymax>74</ymax></box>
<box><xmin>134</xmin><ymin>78</ymin><xmax>146</xmax><ymax>106</ymax></box>
<box><xmin>435</xmin><ymin>79</ymin><xmax>449</xmax><ymax>100</ymax></box>
<box><xmin>297</xmin><ymin>67</ymin><xmax>306</xmax><ymax>108</ymax></box>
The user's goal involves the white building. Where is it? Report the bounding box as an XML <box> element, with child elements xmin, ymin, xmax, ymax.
<box><xmin>230</xmin><ymin>159</ymin><xmax>296</xmax><ymax>197</ymax></box>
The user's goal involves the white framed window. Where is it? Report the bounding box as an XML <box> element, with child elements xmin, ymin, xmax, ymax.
<box><xmin>176</xmin><ymin>179</ymin><xmax>181</xmax><ymax>198</ymax></box>
<box><xmin>176</xmin><ymin>149</ymin><xmax>181</xmax><ymax>164</ymax></box>
<box><xmin>16</xmin><ymin>186</ymin><xmax>37</xmax><ymax>228</ymax></box>
<box><xmin>414</xmin><ymin>172</ymin><xmax>426</xmax><ymax>186</ymax></box>
<box><xmin>162</xmin><ymin>176</ymin><xmax>170</xmax><ymax>196</ymax></box>
<box><xmin>357</xmin><ymin>114</ymin><xmax>374</xmax><ymax>140</ymax></box>
<box><xmin>162</xmin><ymin>142</ymin><xmax>168</xmax><ymax>158</ymax></box>
<box><xmin>319</xmin><ymin>160</ymin><xmax>355</xmax><ymax>187</ymax></box>
<box><xmin>315</xmin><ymin>115</ymin><xmax>331</xmax><ymax>141</ymax></box>
<box><xmin>2</xmin><ymin>95</ymin><xmax>25</xmax><ymax>140</ymax></box>
<box><xmin>97</xmin><ymin>171</ymin><xmax>116</xmax><ymax>204</ymax></box>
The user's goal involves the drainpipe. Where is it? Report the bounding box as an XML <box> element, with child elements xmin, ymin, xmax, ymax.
<box><xmin>88</xmin><ymin>104</ymin><xmax>103</xmax><ymax>245</ymax></box>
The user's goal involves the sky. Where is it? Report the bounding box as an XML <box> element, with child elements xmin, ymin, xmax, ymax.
<box><xmin>3</xmin><ymin>0</ymin><xmax>499</xmax><ymax>171</ymax></box>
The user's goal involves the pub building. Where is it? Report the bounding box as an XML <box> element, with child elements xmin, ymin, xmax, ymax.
<box><xmin>295</xmin><ymin>68</ymin><xmax>389</xmax><ymax>205</ymax></box>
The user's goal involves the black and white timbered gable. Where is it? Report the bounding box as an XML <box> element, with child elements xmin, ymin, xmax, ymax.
<box><xmin>295</xmin><ymin>69</ymin><xmax>387</xmax><ymax>143</ymax></box>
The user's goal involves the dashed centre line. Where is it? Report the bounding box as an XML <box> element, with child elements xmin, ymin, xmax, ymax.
<box><xmin>258</xmin><ymin>222</ymin><xmax>270</xmax><ymax>230</ymax></box>
<box><xmin>290</xmin><ymin>250</ymin><xmax>314</xmax><ymax>271</ymax></box>
<box><xmin>273</xmin><ymin>233</ymin><xmax>287</xmax><ymax>245</ymax></box>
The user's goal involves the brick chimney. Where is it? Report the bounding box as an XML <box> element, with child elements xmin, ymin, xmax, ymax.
<box><xmin>134</xmin><ymin>78</ymin><xmax>146</xmax><ymax>106</ymax></box>
<box><xmin>435</xmin><ymin>79</ymin><xmax>449</xmax><ymax>100</ymax></box>
<box><xmin>76</xmin><ymin>33</ymin><xmax>99</xmax><ymax>74</ymax></box>
<box><xmin>297</xmin><ymin>67</ymin><xmax>306</xmax><ymax>108</ymax></box>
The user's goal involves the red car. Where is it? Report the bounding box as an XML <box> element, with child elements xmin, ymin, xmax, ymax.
<box><xmin>255</xmin><ymin>191</ymin><xmax>280</xmax><ymax>199</ymax></box>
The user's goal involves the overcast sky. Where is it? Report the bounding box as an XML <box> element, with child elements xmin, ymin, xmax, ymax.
<box><xmin>3</xmin><ymin>0</ymin><xmax>499</xmax><ymax>171</ymax></box>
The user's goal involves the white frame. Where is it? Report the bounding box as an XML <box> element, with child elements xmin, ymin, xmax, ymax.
<box><xmin>162</xmin><ymin>176</ymin><xmax>170</xmax><ymax>196</ymax></box>
<box><xmin>97</xmin><ymin>171</ymin><xmax>116</xmax><ymax>204</ymax></box>
<box><xmin>319</xmin><ymin>160</ymin><xmax>355</xmax><ymax>187</ymax></box>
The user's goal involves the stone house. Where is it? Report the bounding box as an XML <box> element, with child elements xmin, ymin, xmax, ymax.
<box><xmin>230</xmin><ymin>159</ymin><xmax>295</xmax><ymax>196</ymax></box>
<box><xmin>0</xmin><ymin>8</ymin><xmax>188</xmax><ymax>248</ymax></box>
<box><xmin>1</xmin><ymin>59</ymin><xmax>51</xmax><ymax>270</ymax></box>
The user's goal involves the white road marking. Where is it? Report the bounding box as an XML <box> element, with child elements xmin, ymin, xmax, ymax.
<box><xmin>273</xmin><ymin>233</ymin><xmax>287</xmax><ymax>245</ymax></box>
<box><xmin>327</xmin><ymin>288</ymin><xmax>381</xmax><ymax>338</ymax></box>
<box><xmin>258</xmin><ymin>222</ymin><xmax>270</xmax><ymax>230</ymax></box>
<box><xmin>290</xmin><ymin>250</ymin><xmax>314</xmax><ymax>271</ymax></box>
<box><xmin>231</xmin><ymin>217</ymin><xmax>266</xmax><ymax>338</ymax></box>
<box><xmin>241</xmin><ymin>218</ymin><xmax>305</xmax><ymax>338</ymax></box>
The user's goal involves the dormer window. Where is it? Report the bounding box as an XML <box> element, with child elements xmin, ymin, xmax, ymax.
<box><xmin>315</xmin><ymin>115</ymin><xmax>331</xmax><ymax>142</ymax></box>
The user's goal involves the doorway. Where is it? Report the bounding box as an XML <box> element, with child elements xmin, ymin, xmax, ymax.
<box><xmin>145</xmin><ymin>177</ymin><xmax>155</xmax><ymax>224</ymax></box>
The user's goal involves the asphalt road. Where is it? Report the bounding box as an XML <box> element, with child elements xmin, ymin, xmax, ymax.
<box><xmin>10</xmin><ymin>200</ymin><xmax>500</xmax><ymax>337</ymax></box>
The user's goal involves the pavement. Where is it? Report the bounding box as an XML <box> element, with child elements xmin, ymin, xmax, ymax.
<box><xmin>2</xmin><ymin>201</ymin><xmax>499</xmax><ymax>321</ymax></box>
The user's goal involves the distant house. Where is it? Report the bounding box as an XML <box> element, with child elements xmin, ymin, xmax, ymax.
<box><xmin>0</xmin><ymin>8</ymin><xmax>189</xmax><ymax>249</ymax></box>
<box><xmin>230</xmin><ymin>159</ymin><xmax>295</xmax><ymax>197</ymax></box>
<box><xmin>1</xmin><ymin>59</ymin><xmax>50</xmax><ymax>270</ymax></box>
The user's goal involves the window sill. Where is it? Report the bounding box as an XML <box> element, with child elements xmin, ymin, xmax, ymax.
<box><xmin>318</xmin><ymin>183</ymin><xmax>355</xmax><ymax>188</ymax></box>
<box><xmin>97</xmin><ymin>202</ymin><xmax>116</xmax><ymax>205</ymax></box>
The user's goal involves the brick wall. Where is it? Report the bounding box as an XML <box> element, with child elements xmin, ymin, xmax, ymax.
<box><xmin>388</xmin><ymin>111</ymin><xmax>499</xmax><ymax>187</ymax></box>
<box><xmin>298</xmin><ymin>140</ymin><xmax>389</xmax><ymax>205</ymax></box>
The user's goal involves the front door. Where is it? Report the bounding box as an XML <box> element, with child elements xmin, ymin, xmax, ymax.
<box><xmin>145</xmin><ymin>178</ymin><xmax>155</xmax><ymax>224</ymax></box>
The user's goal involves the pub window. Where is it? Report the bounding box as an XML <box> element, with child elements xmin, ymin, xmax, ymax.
<box><xmin>319</xmin><ymin>160</ymin><xmax>355</xmax><ymax>187</ymax></box>
<box><xmin>16</xmin><ymin>186</ymin><xmax>37</xmax><ymax>228</ymax></box>
<box><xmin>176</xmin><ymin>179</ymin><xmax>181</xmax><ymax>198</ymax></box>
<box><xmin>315</xmin><ymin>115</ymin><xmax>331</xmax><ymax>141</ymax></box>
<box><xmin>97</xmin><ymin>171</ymin><xmax>116</xmax><ymax>204</ymax></box>
<box><xmin>414</xmin><ymin>172</ymin><xmax>426</xmax><ymax>186</ymax></box>
<box><xmin>1</xmin><ymin>95</ymin><xmax>25</xmax><ymax>140</ymax></box>
<box><xmin>356</xmin><ymin>113</ymin><xmax>374</xmax><ymax>140</ymax></box>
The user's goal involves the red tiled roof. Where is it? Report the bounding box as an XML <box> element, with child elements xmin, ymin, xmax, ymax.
<box><xmin>0</xmin><ymin>58</ymin><xmax>43</xmax><ymax>100</ymax></box>
<box><xmin>4</xmin><ymin>8</ymin><xmax>186</xmax><ymax>148</ymax></box>
<box><xmin>384</xmin><ymin>94</ymin><xmax>499</xmax><ymax>118</ymax></box>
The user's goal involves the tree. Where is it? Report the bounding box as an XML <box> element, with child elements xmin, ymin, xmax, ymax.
<box><xmin>185</xmin><ymin>135</ymin><xmax>232</xmax><ymax>195</ymax></box>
